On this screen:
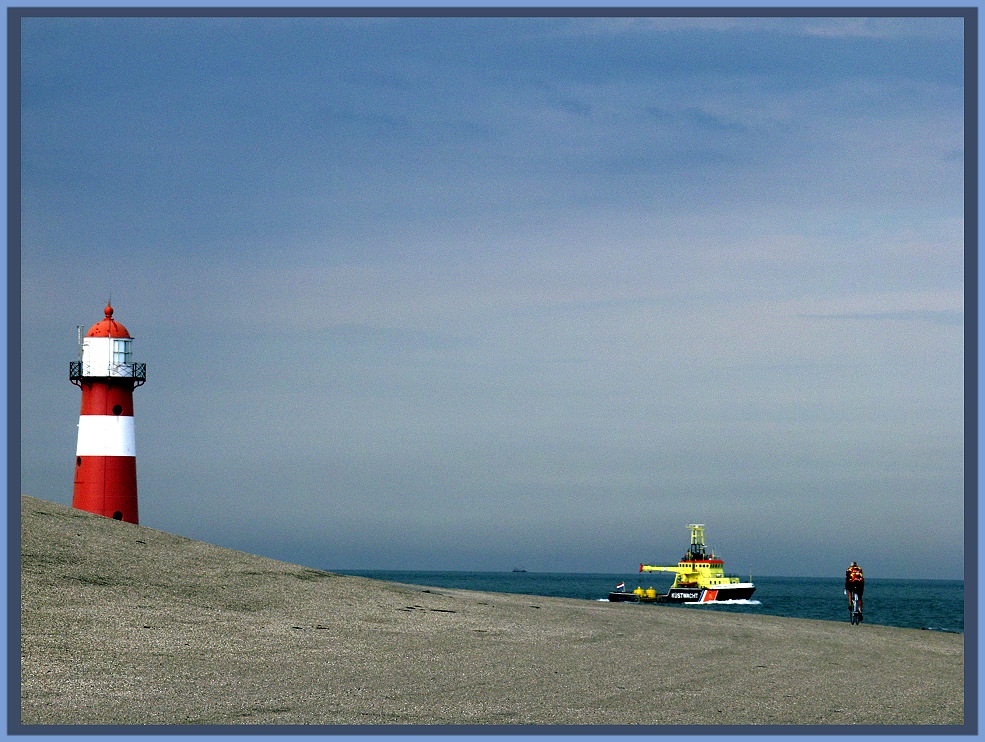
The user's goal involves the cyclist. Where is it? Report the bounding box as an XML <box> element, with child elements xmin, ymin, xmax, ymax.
<box><xmin>845</xmin><ymin>561</ymin><xmax>864</xmax><ymax>616</ymax></box>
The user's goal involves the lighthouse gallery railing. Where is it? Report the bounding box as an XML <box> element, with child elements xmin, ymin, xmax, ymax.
<box><xmin>70</xmin><ymin>361</ymin><xmax>146</xmax><ymax>387</ymax></box>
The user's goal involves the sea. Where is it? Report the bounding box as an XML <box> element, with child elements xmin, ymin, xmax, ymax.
<box><xmin>333</xmin><ymin>571</ymin><xmax>965</xmax><ymax>634</ymax></box>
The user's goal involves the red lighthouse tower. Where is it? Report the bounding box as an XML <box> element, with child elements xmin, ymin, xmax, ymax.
<box><xmin>70</xmin><ymin>304</ymin><xmax>146</xmax><ymax>523</ymax></box>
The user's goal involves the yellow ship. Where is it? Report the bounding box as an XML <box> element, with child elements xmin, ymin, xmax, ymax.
<box><xmin>609</xmin><ymin>524</ymin><xmax>755</xmax><ymax>604</ymax></box>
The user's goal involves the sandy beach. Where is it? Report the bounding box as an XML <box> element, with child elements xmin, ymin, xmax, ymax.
<box><xmin>19</xmin><ymin>494</ymin><xmax>966</xmax><ymax>729</ymax></box>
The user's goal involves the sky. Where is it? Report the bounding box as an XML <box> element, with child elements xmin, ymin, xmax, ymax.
<box><xmin>17</xmin><ymin>11</ymin><xmax>967</xmax><ymax>580</ymax></box>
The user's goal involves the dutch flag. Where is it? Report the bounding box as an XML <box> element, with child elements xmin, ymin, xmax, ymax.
<box><xmin>615</xmin><ymin>582</ymin><xmax>625</xmax><ymax>590</ymax></box>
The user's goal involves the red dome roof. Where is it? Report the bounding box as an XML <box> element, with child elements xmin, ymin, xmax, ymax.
<box><xmin>85</xmin><ymin>304</ymin><xmax>131</xmax><ymax>338</ymax></box>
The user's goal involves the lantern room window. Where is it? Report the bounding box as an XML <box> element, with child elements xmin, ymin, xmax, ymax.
<box><xmin>112</xmin><ymin>339</ymin><xmax>132</xmax><ymax>366</ymax></box>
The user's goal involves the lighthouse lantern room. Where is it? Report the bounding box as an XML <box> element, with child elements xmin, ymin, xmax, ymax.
<box><xmin>69</xmin><ymin>304</ymin><xmax>146</xmax><ymax>523</ymax></box>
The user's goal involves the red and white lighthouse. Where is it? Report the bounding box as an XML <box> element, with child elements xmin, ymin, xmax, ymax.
<box><xmin>69</xmin><ymin>304</ymin><xmax>146</xmax><ymax>523</ymax></box>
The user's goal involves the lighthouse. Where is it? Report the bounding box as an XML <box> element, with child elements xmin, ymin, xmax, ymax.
<box><xmin>69</xmin><ymin>304</ymin><xmax>146</xmax><ymax>523</ymax></box>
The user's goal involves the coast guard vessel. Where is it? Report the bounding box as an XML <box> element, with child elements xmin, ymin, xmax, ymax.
<box><xmin>609</xmin><ymin>524</ymin><xmax>755</xmax><ymax>604</ymax></box>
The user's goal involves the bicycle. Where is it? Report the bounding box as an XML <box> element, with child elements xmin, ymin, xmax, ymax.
<box><xmin>848</xmin><ymin>590</ymin><xmax>863</xmax><ymax>625</ymax></box>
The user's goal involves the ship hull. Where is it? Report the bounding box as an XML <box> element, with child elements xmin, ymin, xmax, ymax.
<box><xmin>607</xmin><ymin>591</ymin><xmax>640</xmax><ymax>602</ymax></box>
<box><xmin>661</xmin><ymin>583</ymin><xmax>756</xmax><ymax>603</ymax></box>
<box><xmin>609</xmin><ymin>584</ymin><xmax>755</xmax><ymax>604</ymax></box>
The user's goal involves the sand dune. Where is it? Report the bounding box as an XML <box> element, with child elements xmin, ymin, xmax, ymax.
<box><xmin>19</xmin><ymin>495</ymin><xmax>965</xmax><ymax>728</ymax></box>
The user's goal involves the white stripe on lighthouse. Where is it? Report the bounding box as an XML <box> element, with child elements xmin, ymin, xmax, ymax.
<box><xmin>76</xmin><ymin>416</ymin><xmax>136</xmax><ymax>457</ymax></box>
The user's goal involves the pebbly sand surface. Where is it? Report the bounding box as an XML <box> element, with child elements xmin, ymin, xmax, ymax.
<box><xmin>19</xmin><ymin>495</ymin><xmax>966</xmax><ymax>729</ymax></box>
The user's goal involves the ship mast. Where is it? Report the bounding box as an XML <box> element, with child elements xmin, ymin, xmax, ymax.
<box><xmin>686</xmin><ymin>523</ymin><xmax>707</xmax><ymax>560</ymax></box>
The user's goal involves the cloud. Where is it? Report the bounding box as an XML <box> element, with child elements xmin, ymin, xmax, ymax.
<box><xmin>805</xmin><ymin>310</ymin><xmax>963</xmax><ymax>327</ymax></box>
